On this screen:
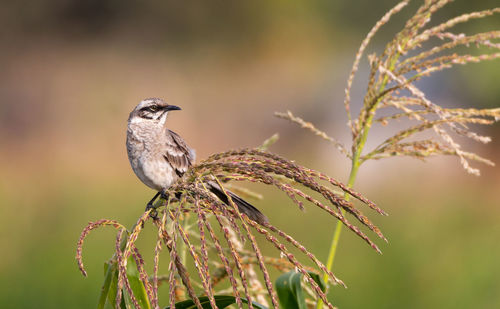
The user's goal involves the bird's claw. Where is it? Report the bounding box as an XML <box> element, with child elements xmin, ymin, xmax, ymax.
<box><xmin>145</xmin><ymin>203</ymin><xmax>159</xmax><ymax>221</ymax></box>
<box><xmin>160</xmin><ymin>191</ymin><xmax>169</xmax><ymax>200</ymax></box>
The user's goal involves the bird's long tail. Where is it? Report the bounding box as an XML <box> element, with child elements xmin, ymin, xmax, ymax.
<box><xmin>207</xmin><ymin>181</ymin><xmax>268</xmax><ymax>225</ymax></box>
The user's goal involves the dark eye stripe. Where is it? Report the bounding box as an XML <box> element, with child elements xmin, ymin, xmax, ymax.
<box><xmin>141</xmin><ymin>106</ymin><xmax>159</xmax><ymax>113</ymax></box>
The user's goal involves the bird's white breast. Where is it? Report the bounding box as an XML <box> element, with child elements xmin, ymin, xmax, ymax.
<box><xmin>126</xmin><ymin>123</ymin><xmax>178</xmax><ymax>191</ymax></box>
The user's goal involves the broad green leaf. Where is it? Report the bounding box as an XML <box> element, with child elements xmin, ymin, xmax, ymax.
<box><xmin>165</xmin><ymin>295</ymin><xmax>268</xmax><ymax>309</ymax></box>
<box><xmin>123</xmin><ymin>289</ymin><xmax>133</xmax><ymax>309</ymax></box>
<box><xmin>275</xmin><ymin>271</ymin><xmax>307</xmax><ymax>309</ymax></box>
<box><xmin>97</xmin><ymin>262</ymin><xmax>114</xmax><ymax>309</ymax></box>
<box><xmin>105</xmin><ymin>263</ymin><xmax>127</xmax><ymax>309</ymax></box>
<box><xmin>126</xmin><ymin>256</ymin><xmax>151</xmax><ymax>309</ymax></box>
<box><xmin>99</xmin><ymin>256</ymin><xmax>151</xmax><ymax>309</ymax></box>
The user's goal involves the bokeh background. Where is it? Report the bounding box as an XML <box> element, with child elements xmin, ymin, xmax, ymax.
<box><xmin>1</xmin><ymin>0</ymin><xmax>499</xmax><ymax>308</ymax></box>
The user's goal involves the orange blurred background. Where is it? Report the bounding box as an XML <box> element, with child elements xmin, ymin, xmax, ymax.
<box><xmin>1</xmin><ymin>1</ymin><xmax>499</xmax><ymax>308</ymax></box>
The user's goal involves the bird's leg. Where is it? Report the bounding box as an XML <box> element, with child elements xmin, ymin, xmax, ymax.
<box><xmin>146</xmin><ymin>192</ymin><xmax>161</xmax><ymax>209</ymax></box>
<box><xmin>145</xmin><ymin>192</ymin><xmax>161</xmax><ymax>220</ymax></box>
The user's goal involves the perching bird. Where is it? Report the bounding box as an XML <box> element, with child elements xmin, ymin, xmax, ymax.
<box><xmin>126</xmin><ymin>98</ymin><xmax>268</xmax><ymax>225</ymax></box>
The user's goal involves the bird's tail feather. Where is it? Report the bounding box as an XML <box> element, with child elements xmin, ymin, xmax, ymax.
<box><xmin>208</xmin><ymin>182</ymin><xmax>268</xmax><ymax>225</ymax></box>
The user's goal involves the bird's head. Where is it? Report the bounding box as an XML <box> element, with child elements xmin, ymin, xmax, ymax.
<box><xmin>129</xmin><ymin>98</ymin><xmax>181</xmax><ymax>126</ymax></box>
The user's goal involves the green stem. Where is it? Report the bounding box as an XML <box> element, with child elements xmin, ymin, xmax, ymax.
<box><xmin>316</xmin><ymin>49</ymin><xmax>405</xmax><ymax>309</ymax></box>
<box><xmin>316</xmin><ymin>149</ymin><xmax>362</xmax><ymax>309</ymax></box>
<box><xmin>325</xmin><ymin>155</ymin><xmax>362</xmax><ymax>276</ymax></box>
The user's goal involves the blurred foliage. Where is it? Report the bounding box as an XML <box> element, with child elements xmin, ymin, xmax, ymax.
<box><xmin>2</xmin><ymin>0</ymin><xmax>499</xmax><ymax>46</ymax></box>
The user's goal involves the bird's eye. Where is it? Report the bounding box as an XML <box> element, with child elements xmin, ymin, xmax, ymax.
<box><xmin>148</xmin><ymin>106</ymin><xmax>159</xmax><ymax>112</ymax></box>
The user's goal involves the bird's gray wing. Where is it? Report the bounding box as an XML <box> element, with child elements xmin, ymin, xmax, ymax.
<box><xmin>165</xmin><ymin>130</ymin><xmax>268</xmax><ymax>225</ymax></box>
<box><xmin>164</xmin><ymin>130</ymin><xmax>195</xmax><ymax>177</ymax></box>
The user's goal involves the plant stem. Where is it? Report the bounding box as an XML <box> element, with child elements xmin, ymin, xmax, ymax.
<box><xmin>326</xmin><ymin>155</ymin><xmax>362</xmax><ymax>273</ymax></box>
<box><xmin>316</xmin><ymin>149</ymin><xmax>362</xmax><ymax>309</ymax></box>
<box><xmin>317</xmin><ymin>50</ymin><xmax>403</xmax><ymax>309</ymax></box>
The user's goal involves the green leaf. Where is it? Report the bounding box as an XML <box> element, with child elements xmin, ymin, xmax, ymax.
<box><xmin>275</xmin><ymin>271</ymin><xmax>307</xmax><ymax>309</ymax></box>
<box><xmin>307</xmin><ymin>271</ymin><xmax>326</xmax><ymax>293</ymax></box>
<box><xmin>98</xmin><ymin>256</ymin><xmax>151</xmax><ymax>309</ymax></box>
<box><xmin>105</xmin><ymin>263</ymin><xmax>127</xmax><ymax>309</ymax></box>
<box><xmin>122</xmin><ymin>289</ymin><xmax>134</xmax><ymax>309</ymax></box>
<box><xmin>165</xmin><ymin>295</ymin><xmax>268</xmax><ymax>309</ymax></box>
<box><xmin>97</xmin><ymin>262</ymin><xmax>114</xmax><ymax>309</ymax></box>
<box><xmin>126</xmin><ymin>256</ymin><xmax>151</xmax><ymax>309</ymax></box>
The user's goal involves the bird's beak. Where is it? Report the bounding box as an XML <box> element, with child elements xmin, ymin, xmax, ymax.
<box><xmin>165</xmin><ymin>105</ymin><xmax>181</xmax><ymax>111</ymax></box>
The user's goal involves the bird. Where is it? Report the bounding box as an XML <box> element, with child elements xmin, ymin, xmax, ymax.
<box><xmin>126</xmin><ymin>98</ymin><xmax>268</xmax><ymax>225</ymax></box>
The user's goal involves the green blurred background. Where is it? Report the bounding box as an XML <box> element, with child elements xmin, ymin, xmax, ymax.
<box><xmin>1</xmin><ymin>0</ymin><xmax>499</xmax><ymax>308</ymax></box>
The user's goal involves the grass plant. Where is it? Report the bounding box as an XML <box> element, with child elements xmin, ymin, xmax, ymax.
<box><xmin>76</xmin><ymin>1</ymin><xmax>499</xmax><ymax>308</ymax></box>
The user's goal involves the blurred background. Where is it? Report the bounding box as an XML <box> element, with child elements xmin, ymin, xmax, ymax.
<box><xmin>1</xmin><ymin>0</ymin><xmax>499</xmax><ymax>308</ymax></box>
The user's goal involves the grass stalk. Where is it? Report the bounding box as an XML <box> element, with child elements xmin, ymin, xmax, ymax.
<box><xmin>317</xmin><ymin>44</ymin><xmax>405</xmax><ymax>308</ymax></box>
<box><xmin>316</xmin><ymin>154</ymin><xmax>361</xmax><ymax>309</ymax></box>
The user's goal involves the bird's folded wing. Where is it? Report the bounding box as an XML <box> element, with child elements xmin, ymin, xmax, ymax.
<box><xmin>163</xmin><ymin>129</ymin><xmax>195</xmax><ymax>177</ymax></box>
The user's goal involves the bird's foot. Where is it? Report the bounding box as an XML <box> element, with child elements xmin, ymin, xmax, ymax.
<box><xmin>159</xmin><ymin>190</ymin><xmax>183</xmax><ymax>203</ymax></box>
<box><xmin>160</xmin><ymin>190</ymin><xmax>169</xmax><ymax>200</ymax></box>
<box><xmin>145</xmin><ymin>203</ymin><xmax>159</xmax><ymax>221</ymax></box>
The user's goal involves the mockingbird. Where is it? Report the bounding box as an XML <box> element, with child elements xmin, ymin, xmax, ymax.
<box><xmin>126</xmin><ymin>98</ymin><xmax>268</xmax><ymax>225</ymax></box>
